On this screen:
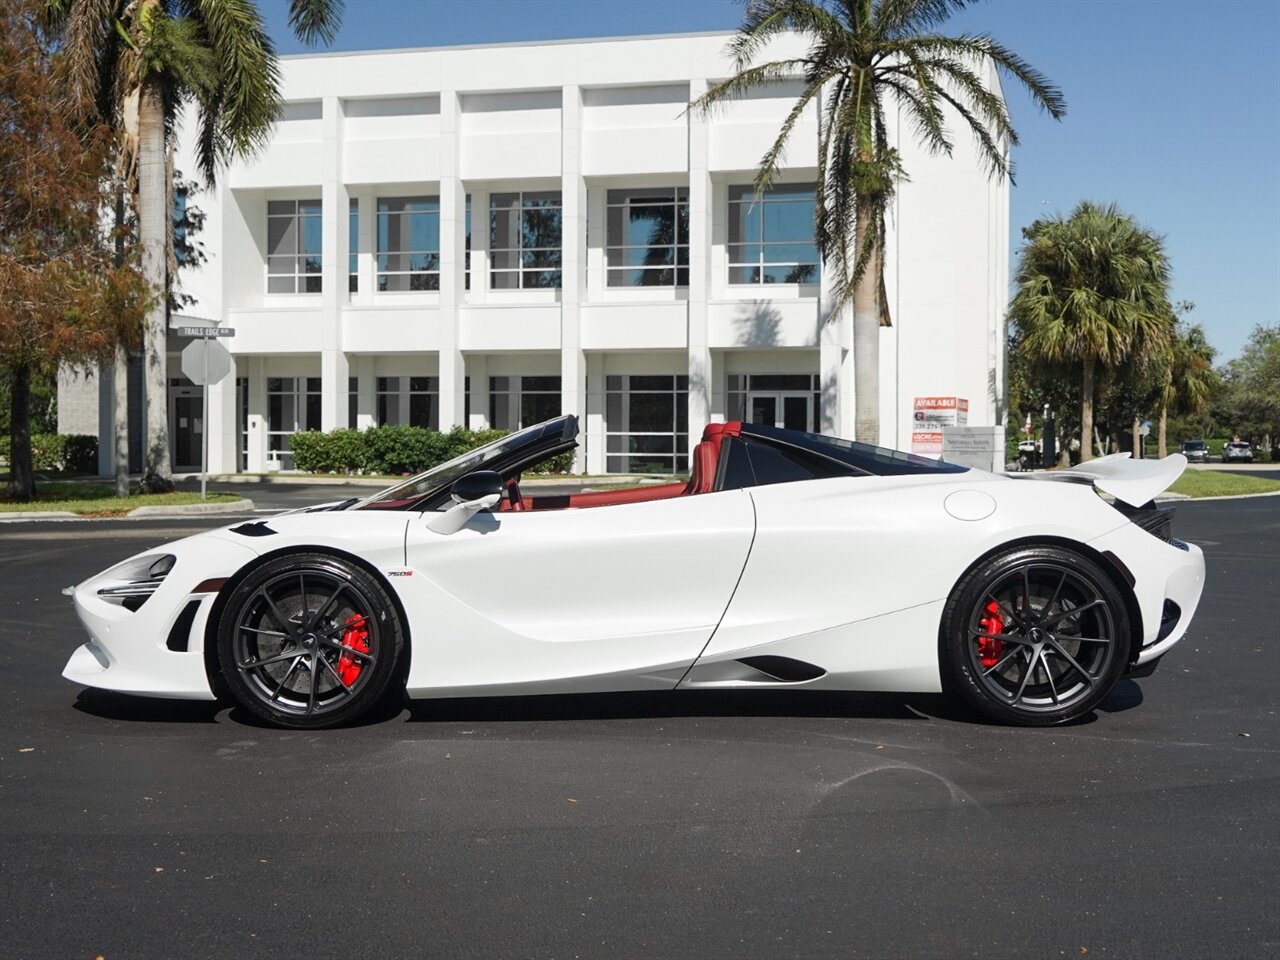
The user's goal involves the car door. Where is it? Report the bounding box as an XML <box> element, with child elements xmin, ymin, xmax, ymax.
<box><xmin>402</xmin><ymin>488</ymin><xmax>756</xmax><ymax>696</ymax></box>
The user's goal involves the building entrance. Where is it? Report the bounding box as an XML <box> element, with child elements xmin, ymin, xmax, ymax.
<box><xmin>747</xmin><ymin>392</ymin><xmax>812</xmax><ymax>431</ymax></box>
<box><xmin>170</xmin><ymin>385</ymin><xmax>203</xmax><ymax>472</ymax></box>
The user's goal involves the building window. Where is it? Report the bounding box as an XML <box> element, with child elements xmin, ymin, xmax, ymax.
<box><xmin>727</xmin><ymin>373</ymin><xmax>821</xmax><ymax>433</ymax></box>
<box><xmin>376</xmin><ymin>376</ymin><xmax>439</xmax><ymax>429</ymax></box>
<box><xmin>606</xmin><ymin>187</ymin><xmax>689</xmax><ymax>287</ymax></box>
<box><xmin>173</xmin><ymin>186</ymin><xmax>189</xmax><ymax>265</ymax></box>
<box><xmin>377</xmin><ymin>196</ymin><xmax>440</xmax><ymax>291</ymax></box>
<box><xmin>605</xmin><ymin>374</ymin><xmax>689</xmax><ymax>475</ymax></box>
<box><xmin>490</xmin><ymin>191</ymin><xmax>561</xmax><ymax>289</ymax></box>
<box><xmin>489</xmin><ymin>376</ymin><xmax>561</xmax><ymax>431</ymax></box>
<box><xmin>348</xmin><ymin>376</ymin><xmax>358</xmax><ymax>427</ymax></box>
<box><xmin>267</xmin><ymin>199</ymin><xmax>322</xmax><ymax>294</ymax></box>
<box><xmin>267</xmin><ymin>377</ymin><xmax>321</xmax><ymax>469</ymax></box>
<box><xmin>349</xmin><ymin>199</ymin><xmax>358</xmax><ymax>293</ymax></box>
<box><xmin>727</xmin><ymin>184</ymin><xmax>819</xmax><ymax>285</ymax></box>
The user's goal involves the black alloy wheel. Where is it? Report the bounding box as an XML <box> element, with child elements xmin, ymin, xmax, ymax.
<box><xmin>216</xmin><ymin>553</ymin><xmax>404</xmax><ymax>729</ymax></box>
<box><xmin>941</xmin><ymin>545</ymin><xmax>1130</xmax><ymax>725</ymax></box>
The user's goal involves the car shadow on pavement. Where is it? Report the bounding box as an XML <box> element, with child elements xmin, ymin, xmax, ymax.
<box><xmin>69</xmin><ymin>683</ymin><xmax>1141</xmax><ymax>729</ymax></box>
<box><xmin>403</xmin><ymin>689</ymin><xmax>953</xmax><ymax>724</ymax></box>
<box><xmin>72</xmin><ymin>688</ymin><xmax>223</xmax><ymax>723</ymax></box>
<box><xmin>1096</xmin><ymin>678</ymin><xmax>1145</xmax><ymax>715</ymax></box>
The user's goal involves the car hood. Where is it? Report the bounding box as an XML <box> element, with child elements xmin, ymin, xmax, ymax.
<box><xmin>1017</xmin><ymin>452</ymin><xmax>1187</xmax><ymax>507</ymax></box>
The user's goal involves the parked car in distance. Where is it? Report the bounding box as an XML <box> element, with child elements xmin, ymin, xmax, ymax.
<box><xmin>1222</xmin><ymin>440</ymin><xmax>1254</xmax><ymax>464</ymax></box>
<box><xmin>1180</xmin><ymin>439</ymin><xmax>1209</xmax><ymax>463</ymax></box>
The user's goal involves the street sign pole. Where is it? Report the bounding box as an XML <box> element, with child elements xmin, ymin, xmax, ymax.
<box><xmin>178</xmin><ymin>326</ymin><xmax>234</xmax><ymax>501</ymax></box>
<box><xmin>202</xmin><ymin>346</ymin><xmax>209</xmax><ymax>501</ymax></box>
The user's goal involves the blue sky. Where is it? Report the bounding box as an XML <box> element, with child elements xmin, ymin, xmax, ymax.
<box><xmin>260</xmin><ymin>0</ymin><xmax>1280</xmax><ymax>362</ymax></box>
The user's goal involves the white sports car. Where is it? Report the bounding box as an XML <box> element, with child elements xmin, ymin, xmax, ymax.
<box><xmin>64</xmin><ymin>416</ymin><xmax>1205</xmax><ymax>729</ymax></box>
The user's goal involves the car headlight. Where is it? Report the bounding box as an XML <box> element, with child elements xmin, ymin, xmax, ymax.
<box><xmin>94</xmin><ymin>554</ymin><xmax>177</xmax><ymax>612</ymax></box>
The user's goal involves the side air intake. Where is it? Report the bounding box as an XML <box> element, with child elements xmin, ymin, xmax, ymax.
<box><xmin>735</xmin><ymin>656</ymin><xmax>826</xmax><ymax>683</ymax></box>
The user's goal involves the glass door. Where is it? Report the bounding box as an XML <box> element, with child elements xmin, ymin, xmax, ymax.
<box><xmin>748</xmin><ymin>393</ymin><xmax>812</xmax><ymax>431</ymax></box>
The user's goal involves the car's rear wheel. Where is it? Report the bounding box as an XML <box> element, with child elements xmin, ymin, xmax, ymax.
<box><xmin>941</xmin><ymin>545</ymin><xmax>1130</xmax><ymax>725</ymax></box>
<box><xmin>216</xmin><ymin>553</ymin><xmax>404</xmax><ymax>729</ymax></box>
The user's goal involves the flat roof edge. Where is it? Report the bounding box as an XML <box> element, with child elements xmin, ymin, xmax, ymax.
<box><xmin>279</xmin><ymin>29</ymin><xmax>737</xmax><ymax>62</ymax></box>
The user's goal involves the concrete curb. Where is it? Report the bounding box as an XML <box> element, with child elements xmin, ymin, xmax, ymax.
<box><xmin>127</xmin><ymin>498</ymin><xmax>255</xmax><ymax>517</ymax></box>
<box><xmin>0</xmin><ymin>498</ymin><xmax>254</xmax><ymax>523</ymax></box>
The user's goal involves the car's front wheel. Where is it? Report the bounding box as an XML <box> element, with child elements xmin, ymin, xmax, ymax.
<box><xmin>940</xmin><ymin>545</ymin><xmax>1130</xmax><ymax>725</ymax></box>
<box><xmin>216</xmin><ymin>553</ymin><xmax>404</xmax><ymax>729</ymax></box>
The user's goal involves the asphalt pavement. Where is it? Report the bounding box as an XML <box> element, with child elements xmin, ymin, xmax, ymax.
<box><xmin>0</xmin><ymin>498</ymin><xmax>1276</xmax><ymax>959</ymax></box>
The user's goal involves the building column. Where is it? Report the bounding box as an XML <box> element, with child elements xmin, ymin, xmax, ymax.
<box><xmin>357</xmin><ymin>193</ymin><xmax>376</xmax><ymax>300</ymax></box>
<box><xmin>207</xmin><ymin>354</ymin><xmax>237</xmax><ymax>473</ymax></box>
<box><xmin>245</xmin><ymin>356</ymin><xmax>268</xmax><ymax>472</ymax></box>
<box><xmin>438</xmin><ymin>89</ymin><xmax>466</xmax><ymax>430</ymax></box>
<box><xmin>354</xmin><ymin>355</ymin><xmax>376</xmax><ymax>429</ymax></box>
<box><xmin>320</xmin><ymin>95</ymin><xmax>349</xmax><ymax>431</ymax></box>
<box><xmin>686</xmin><ymin>78</ymin><xmax>714</xmax><ymax>457</ymax></box>
<box><xmin>585</xmin><ymin>352</ymin><xmax>605</xmax><ymax>473</ymax></box>
<box><xmin>467</xmin><ymin>354</ymin><xmax>489</xmax><ymax>429</ymax></box>
<box><xmin>560</xmin><ymin>84</ymin><xmax>586</xmax><ymax>472</ymax></box>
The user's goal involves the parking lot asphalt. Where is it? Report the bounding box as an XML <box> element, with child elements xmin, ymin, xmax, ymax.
<box><xmin>0</xmin><ymin>498</ymin><xmax>1276</xmax><ymax>959</ymax></box>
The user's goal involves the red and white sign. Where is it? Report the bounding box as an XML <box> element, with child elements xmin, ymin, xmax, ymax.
<box><xmin>912</xmin><ymin>397</ymin><xmax>968</xmax><ymax>455</ymax></box>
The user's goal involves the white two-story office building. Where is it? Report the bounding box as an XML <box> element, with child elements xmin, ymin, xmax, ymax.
<box><xmin>63</xmin><ymin>30</ymin><xmax>1010</xmax><ymax>475</ymax></box>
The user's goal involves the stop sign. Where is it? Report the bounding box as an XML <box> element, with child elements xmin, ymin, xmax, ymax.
<box><xmin>181</xmin><ymin>338</ymin><xmax>232</xmax><ymax>386</ymax></box>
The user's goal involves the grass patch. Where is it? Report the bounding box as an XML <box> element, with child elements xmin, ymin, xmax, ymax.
<box><xmin>1168</xmin><ymin>471</ymin><xmax>1280</xmax><ymax>499</ymax></box>
<box><xmin>1</xmin><ymin>483</ymin><xmax>242</xmax><ymax>515</ymax></box>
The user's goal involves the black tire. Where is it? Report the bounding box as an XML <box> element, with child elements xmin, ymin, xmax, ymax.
<box><xmin>216</xmin><ymin>553</ymin><xmax>404</xmax><ymax>729</ymax></box>
<box><xmin>940</xmin><ymin>545</ymin><xmax>1130</xmax><ymax>726</ymax></box>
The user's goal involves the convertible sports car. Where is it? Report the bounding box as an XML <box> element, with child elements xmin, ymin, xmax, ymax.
<box><xmin>64</xmin><ymin>416</ymin><xmax>1205</xmax><ymax>729</ymax></box>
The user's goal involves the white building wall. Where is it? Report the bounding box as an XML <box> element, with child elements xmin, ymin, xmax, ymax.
<box><xmin>145</xmin><ymin>30</ymin><xmax>1009</xmax><ymax>475</ymax></box>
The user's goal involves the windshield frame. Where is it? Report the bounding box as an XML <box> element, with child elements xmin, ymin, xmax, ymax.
<box><xmin>353</xmin><ymin>416</ymin><xmax>577</xmax><ymax>512</ymax></box>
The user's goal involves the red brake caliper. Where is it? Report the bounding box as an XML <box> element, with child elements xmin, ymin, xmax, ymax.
<box><xmin>336</xmin><ymin>614</ymin><xmax>370</xmax><ymax>686</ymax></box>
<box><xmin>977</xmin><ymin>601</ymin><xmax>1004</xmax><ymax>669</ymax></box>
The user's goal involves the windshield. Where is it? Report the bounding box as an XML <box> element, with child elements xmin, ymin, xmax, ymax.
<box><xmin>1183</xmin><ymin>441</ymin><xmax>1206</xmax><ymax>450</ymax></box>
<box><xmin>355</xmin><ymin>417</ymin><xmax>575</xmax><ymax>510</ymax></box>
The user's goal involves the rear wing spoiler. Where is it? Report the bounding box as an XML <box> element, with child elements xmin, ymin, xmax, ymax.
<box><xmin>1018</xmin><ymin>452</ymin><xmax>1187</xmax><ymax>507</ymax></box>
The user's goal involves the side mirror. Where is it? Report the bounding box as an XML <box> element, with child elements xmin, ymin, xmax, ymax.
<box><xmin>450</xmin><ymin>470</ymin><xmax>503</xmax><ymax>505</ymax></box>
<box><xmin>427</xmin><ymin>470</ymin><xmax>503</xmax><ymax>535</ymax></box>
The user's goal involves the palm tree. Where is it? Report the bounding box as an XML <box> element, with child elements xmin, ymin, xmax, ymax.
<box><xmin>692</xmin><ymin>0</ymin><xmax>1064</xmax><ymax>443</ymax></box>
<box><xmin>1009</xmin><ymin>201</ymin><xmax>1172</xmax><ymax>462</ymax></box>
<box><xmin>48</xmin><ymin>0</ymin><xmax>344</xmax><ymax>489</ymax></box>
<box><xmin>1157</xmin><ymin>320</ymin><xmax>1218</xmax><ymax>458</ymax></box>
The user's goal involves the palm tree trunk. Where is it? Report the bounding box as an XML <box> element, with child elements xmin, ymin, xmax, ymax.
<box><xmin>1080</xmin><ymin>357</ymin><xmax>1095</xmax><ymax>462</ymax></box>
<box><xmin>852</xmin><ymin>197</ymin><xmax>880</xmax><ymax>444</ymax></box>
<box><xmin>1131</xmin><ymin>417</ymin><xmax>1141</xmax><ymax>459</ymax></box>
<box><xmin>1158</xmin><ymin>404</ymin><xmax>1168</xmax><ymax>459</ymax></box>
<box><xmin>113</xmin><ymin>184</ymin><xmax>130</xmax><ymax>497</ymax></box>
<box><xmin>138</xmin><ymin>78</ymin><xmax>172</xmax><ymax>491</ymax></box>
<box><xmin>114</xmin><ymin>346</ymin><xmax>130</xmax><ymax>496</ymax></box>
<box><xmin>6</xmin><ymin>363</ymin><xmax>34</xmax><ymax>502</ymax></box>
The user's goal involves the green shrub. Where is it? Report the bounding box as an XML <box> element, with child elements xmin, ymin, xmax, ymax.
<box><xmin>1</xmin><ymin>434</ymin><xmax>99</xmax><ymax>472</ymax></box>
<box><xmin>362</xmin><ymin>424</ymin><xmax>436</xmax><ymax>474</ymax></box>
<box><xmin>282</xmin><ymin>424</ymin><xmax>578</xmax><ymax>476</ymax></box>
<box><xmin>60</xmin><ymin>434</ymin><xmax>99</xmax><ymax>474</ymax></box>
<box><xmin>529</xmin><ymin>449</ymin><xmax>576</xmax><ymax>474</ymax></box>
<box><xmin>290</xmin><ymin>429</ymin><xmax>367</xmax><ymax>473</ymax></box>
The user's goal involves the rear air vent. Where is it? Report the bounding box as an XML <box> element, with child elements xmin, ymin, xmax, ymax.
<box><xmin>736</xmin><ymin>656</ymin><xmax>826</xmax><ymax>683</ymax></box>
<box><xmin>166</xmin><ymin>599</ymin><xmax>202</xmax><ymax>652</ymax></box>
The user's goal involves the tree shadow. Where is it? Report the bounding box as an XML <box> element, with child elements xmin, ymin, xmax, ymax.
<box><xmin>730</xmin><ymin>300</ymin><xmax>784</xmax><ymax>347</ymax></box>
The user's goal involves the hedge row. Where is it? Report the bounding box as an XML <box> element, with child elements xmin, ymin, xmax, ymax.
<box><xmin>0</xmin><ymin>434</ymin><xmax>98</xmax><ymax>473</ymax></box>
<box><xmin>288</xmin><ymin>425</ymin><xmax>575</xmax><ymax>475</ymax></box>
